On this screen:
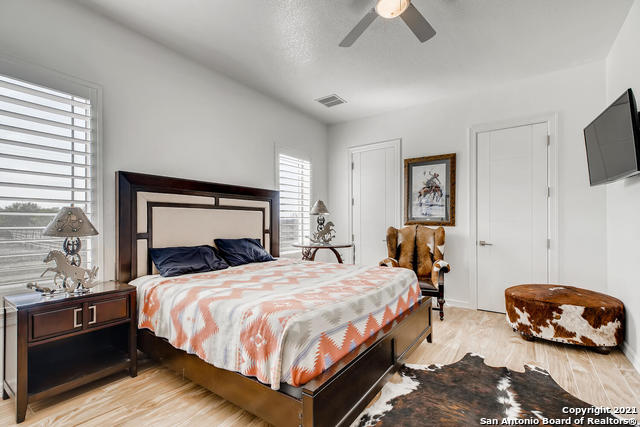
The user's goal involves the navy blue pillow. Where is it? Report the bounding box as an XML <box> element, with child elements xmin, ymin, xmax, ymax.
<box><xmin>149</xmin><ymin>245</ymin><xmax>228</xmax><ymax>277</ymax></box>
<box><xmin>214</xmin><ymin>238</ymin><xmax>274</xmax><ymax>267</ymax></box>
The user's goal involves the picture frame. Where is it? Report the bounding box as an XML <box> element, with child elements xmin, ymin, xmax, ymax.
<box><xmin>404</xmin><ymin>153</ymin><xmax>456</xmax><ymax>226</ymax></box>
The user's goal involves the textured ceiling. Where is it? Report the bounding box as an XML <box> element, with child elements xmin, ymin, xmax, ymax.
<box><xmin>75</xmin><ymin>0</ymin><xmax>633</xmax><ymax>124</ymax></box>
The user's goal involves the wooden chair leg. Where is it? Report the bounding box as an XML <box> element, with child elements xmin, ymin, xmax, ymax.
<box><xmin>437</xmin><ymin>281</ymin><xmax>445</xmax><ymax>321</ymax></box>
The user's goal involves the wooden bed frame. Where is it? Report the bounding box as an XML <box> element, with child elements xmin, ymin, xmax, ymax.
<box><xmin>116</xmin><ymin>171</ymin><xmax>432</xmax><ymax>427</ymax></box>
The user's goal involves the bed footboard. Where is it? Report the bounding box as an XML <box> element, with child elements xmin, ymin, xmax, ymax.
<box><xmin>301</xmin><ymin>299</ymin><xmax>432</xmax><ymax>427</ymax></box>
<box><xmin>138</xmin><ymin>298</ymin><xmax>431</xmax><ymax>427</ymax></box>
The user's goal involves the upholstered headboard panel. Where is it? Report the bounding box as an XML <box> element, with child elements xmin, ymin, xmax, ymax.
<box><xmin>116</xmin><ymin>171</ymin><xmax>279</xmax><ymax>282</ymax></box>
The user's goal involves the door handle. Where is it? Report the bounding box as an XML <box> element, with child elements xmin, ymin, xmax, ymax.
<box><xmin>73</xmin><ymin>308</ymin><xmax>82</xmax><ymax>328</ymax></box>
<box><xmin>88</xmin><ymin>305</ymin><xmax>97</xmax><ymax>325</ymax></box>
<box><xmin>478</xmin><ymin>240</ymin><xmax>493</xmax><ymax>246</ymax></box>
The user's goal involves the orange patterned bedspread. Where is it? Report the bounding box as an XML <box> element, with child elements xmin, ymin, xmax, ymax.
<box><xmin>131</xmin><ymin>258</ymin><xmax>420</xmax><ymax>389</ymax></box>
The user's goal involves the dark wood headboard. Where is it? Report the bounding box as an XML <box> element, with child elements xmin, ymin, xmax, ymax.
<box><xmin>116</xmin><ymin>171</ymin><xmax>279</xmax><ymax>283</ymax></box>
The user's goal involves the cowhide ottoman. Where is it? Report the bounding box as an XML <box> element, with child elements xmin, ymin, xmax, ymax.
<box><xmin>505</xmin><ymin>284</ymin><xmax>624</xmax><ymax>353</ymax></box>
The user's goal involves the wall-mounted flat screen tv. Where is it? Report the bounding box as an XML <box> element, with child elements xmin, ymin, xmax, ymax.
<box><xmin>584</xmin><ymin>88</ymin><xmax>640</xmax><ymax>186</ymax></box>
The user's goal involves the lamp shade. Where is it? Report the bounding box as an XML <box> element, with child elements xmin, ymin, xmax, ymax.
<box><xmin>42</xmin><ymin>206</ymin><xmax>98</xmax><ymax>237</ymax></box>
<box><xmin>310</xmin><ymin>200</ymin><xmax>330</xmax><ymax>216</ymax></box>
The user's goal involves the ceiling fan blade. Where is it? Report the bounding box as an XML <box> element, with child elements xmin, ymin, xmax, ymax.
<box><xmin>400</xmin><ymin>3</ymin><xmax>436</xmax><ymax>43</ymax></box>
<box><xmin>339</xmin><ymin>8</ymin><xmax>378</xmax><ymax>47</ymax></box>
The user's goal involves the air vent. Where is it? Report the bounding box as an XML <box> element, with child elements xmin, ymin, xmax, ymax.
<box><xmin>315</xmin><ymin>94</ymin><xmax>347</xmax><ymax>108</ymax></box>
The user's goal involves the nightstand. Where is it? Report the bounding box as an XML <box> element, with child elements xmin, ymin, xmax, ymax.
<box><xmin>2</xmin><ymin>281</ymin><xmax>137</xmax><ymax>423</ymax></box>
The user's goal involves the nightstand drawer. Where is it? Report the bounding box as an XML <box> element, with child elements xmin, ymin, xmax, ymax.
<box><xmin>88</xmin><ymin>297</ymin><xmax>128</xmax><ymax>327</ymax></box>
<box><xmin>31</xmin><ymin>305</ymin><xmax>83</xmax><ymax>340</ymax></box>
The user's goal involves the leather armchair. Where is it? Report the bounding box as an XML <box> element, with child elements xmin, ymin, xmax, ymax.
<box><xmin>380</xmin><ymin>225</ymin><xmax>450</xmax><ymax>320</ymax></box>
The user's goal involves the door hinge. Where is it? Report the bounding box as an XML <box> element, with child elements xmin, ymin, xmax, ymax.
<box><xmin>352</xmin><ymin>197</ymin><xmax>354</xmax><ymax>206</ymax></box>
<box><xmin>352</xmin><ymin>234</ymin><xmax>355</xmax><ymax>242</ymax></box>
<box><xmin>351</xmin><ymin>162</ymin><xmax>354</xmax><ymax>170</ymax></box>
<box><xmin>547</xmin><ymin>187</ymin><xmax>551</xmax><ymax>198</ymax></box>
<box><xmin>547</xmin><ymin>134</ymin><xmax>551</xmax><ymax>146</ymax></box>
<box><xmin>547</xmin><ymin>239</ymin><xmax>551</xmax><ymax>249</ymax></box>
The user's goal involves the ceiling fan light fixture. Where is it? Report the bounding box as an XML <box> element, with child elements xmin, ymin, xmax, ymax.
<box><xmin>375</xmin><ymin>0</ymin><xmax>410</xmax><ymax>19</ymax></box>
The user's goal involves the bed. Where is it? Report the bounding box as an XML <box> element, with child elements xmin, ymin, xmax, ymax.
<box><xmin>116</xmin><ymin>171</ymin><xmax>432</xmax><ymax>427</ymax></box>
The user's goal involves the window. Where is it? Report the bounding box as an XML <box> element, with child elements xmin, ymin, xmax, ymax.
<box><xmin>278</xmin><ymin>153</ymin><xmax>311</xmax><ymax>254</ymax></box>
<box><xmin>0</xmin><ymin>73</ymin><xmax>97</xmax><ymax>287</ymax></box>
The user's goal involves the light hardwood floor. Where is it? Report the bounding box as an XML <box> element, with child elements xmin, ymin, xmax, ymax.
<box><xmin>1</xmin><ymin>307</ymin><xmax>638</xmax><ymax>426</ymax></box>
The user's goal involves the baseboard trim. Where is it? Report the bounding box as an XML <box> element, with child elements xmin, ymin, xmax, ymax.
<box><xmin>439</xmin><ymin>298</ymin><xmax>474</xmax><ymax>310</ymax></box>
<box><xmin>621</xmin><ymin>341</ymin><xmax>640</xmax><ymax>374</ymax></box>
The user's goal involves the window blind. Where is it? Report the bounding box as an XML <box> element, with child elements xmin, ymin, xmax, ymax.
<box><xmin>278</xmin><ymin>153</ymin><xmax>311</xmax><ymax>254</ymax></box>
<box><xmin>0</xmin><ymin>73</ymin><xmax>96</xmax><ymax>287</ymax></box>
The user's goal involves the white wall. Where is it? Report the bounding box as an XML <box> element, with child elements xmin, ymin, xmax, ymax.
<box><xmin>0</xmin><ymin>0</ymin><xmax>328</xmax><ymax>279</ymax></box>
<box><xmin>605</xmin><ymin>0</ymin><xmax>640</xmax><ymax>371</ymax></box>
<box><xmin>328</xmin><ymin>61</ymin><xmax>607</xmax><ymax>308</ymax></box>
<box><xmin>1</xmin><ymin>0</ymin><xmax>635</xmax><ymax>371</ymax></box>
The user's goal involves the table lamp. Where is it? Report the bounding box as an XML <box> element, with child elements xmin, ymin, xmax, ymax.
<box><xmin>310</xmin><ymin>200</ymin><xmax>335</xmax><ymax>243</ymax></box>
<box><xmin>41</xmin><ymin>206</ymin><xmax>99</xmax><ymax>293</ymax></box>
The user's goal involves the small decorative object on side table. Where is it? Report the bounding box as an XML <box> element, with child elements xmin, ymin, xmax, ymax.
<box><xmin>293</xmin><ymin>242</ymin><xmax>354</xmax><ymax>264</ymax></box>
<box><xmin>2</xmin><ymin>281</ymin><xmax>137</xmax><ymax>423</ymax></box>
<box><xmin>309</xmin><ymin>200</ymin><xmax>336</xmax><ymax>244</ymax></box>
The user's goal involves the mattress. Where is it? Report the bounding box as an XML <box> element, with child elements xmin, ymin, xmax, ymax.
<box><xmin>131</xmin><ymin>258</ymin><xmax>420</xmax><ymax>390</ymax></box>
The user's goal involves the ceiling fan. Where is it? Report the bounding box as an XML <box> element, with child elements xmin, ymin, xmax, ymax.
<box><xmin>340</xmin><ymin>0</ymin><xmax>436</xmax><ymax>47</ymax></box>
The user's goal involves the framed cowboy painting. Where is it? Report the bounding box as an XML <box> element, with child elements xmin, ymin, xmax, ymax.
<box><xmin>404</xmin><ymin>153</ymin><xmax>456</xmax><ymax>226</ymax></box>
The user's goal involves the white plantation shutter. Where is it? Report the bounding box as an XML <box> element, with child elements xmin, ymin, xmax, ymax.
<box><xmin>278</xmin><ymin>153</ymin><xmax>311</xmax><ymax>254</ymax></box>
<box><xmin>0</xmin><ymin>73</ymin><xmax>97</xmax><ymax>287</ymax></box>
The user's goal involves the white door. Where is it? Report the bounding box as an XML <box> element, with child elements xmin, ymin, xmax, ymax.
<box><xmin>351</xmin><ymin>141</ymin><xmax>400</xmax><ymax>265</ymax></box>
<box><xmin>477</xmin><ymin>123</ymin><xmax>549</xmax><ymax>313</ymax></box>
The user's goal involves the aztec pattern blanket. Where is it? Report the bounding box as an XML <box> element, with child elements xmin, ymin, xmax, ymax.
<box><xmin>131</xmin><ymin>258</ymin><xmax>420</xmax><ymax>389</ymax></box>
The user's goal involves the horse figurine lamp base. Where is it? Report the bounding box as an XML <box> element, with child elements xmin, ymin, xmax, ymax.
<box><xmin>40</xmin><ymin>250</ymin><xmax>98</xmax><ymax>294</ymax></box>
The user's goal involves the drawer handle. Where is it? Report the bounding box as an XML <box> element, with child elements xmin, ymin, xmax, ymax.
<box><xmin>73</xmin><ymin>308</ymin><xmax>82</xmax><ymax>328</ymax></box>
<box><xmin>89</xmin><ymin>305</ymin><xmax>97</xmax><ymax>325</ymax></box>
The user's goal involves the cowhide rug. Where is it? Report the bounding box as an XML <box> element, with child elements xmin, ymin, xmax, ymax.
<box><xmin>354</xmin><ymin>353</ymin><xmax>626</xmax><ymax>426</ymax></box>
